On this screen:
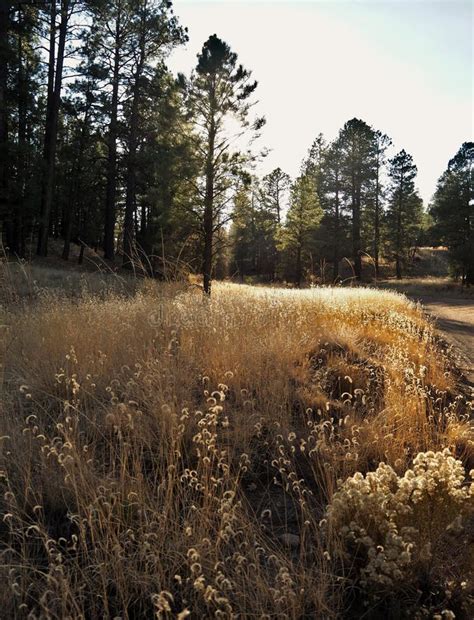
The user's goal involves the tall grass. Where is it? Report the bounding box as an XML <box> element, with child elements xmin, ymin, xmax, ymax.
<box><xmin>1</xmin><ymin>277</ymin><xmax>472</xmax><ymax>618</ymax></box>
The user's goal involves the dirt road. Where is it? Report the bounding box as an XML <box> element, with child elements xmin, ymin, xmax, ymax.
<box><xmin>414</xmin><ymin>296</ymin><xmax>474</xmax><ymax>384</ymax></box>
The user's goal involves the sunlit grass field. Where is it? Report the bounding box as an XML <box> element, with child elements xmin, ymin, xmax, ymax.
<box><xmin>1</xmin><ymin>273</ymin><xmax>473</xmax><ymax>618</ymax></box>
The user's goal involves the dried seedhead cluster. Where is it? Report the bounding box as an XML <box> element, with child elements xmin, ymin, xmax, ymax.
<box><xmin>327</xmin><ymin>449</ymin><xmax>473</xmax><ymax>616</ymax></box>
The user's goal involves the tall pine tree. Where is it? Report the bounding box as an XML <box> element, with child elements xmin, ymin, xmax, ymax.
<box><xmin>431</xmin><ymin>142</ymin><xmax>473</xmax><ymax>284</ymax></box>
<box><xmin>185</xmin><ymin>34</ymin><xmax>264</xmax><ymax>295</ymax></box>
<box><xmin>387</xmin><ymin>149</ymin><xmax>423</xmax><ymax>279</ymax></box>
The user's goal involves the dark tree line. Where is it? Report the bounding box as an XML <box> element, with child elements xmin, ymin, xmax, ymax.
<box><xmin>0</xmin><ymin>2</ymin><xmax>263</xmax><ymax>289</ymax></box>
<box><xmin>0</xmin><ymin>2</ymin><xmax>470</xmax><ymax>289</ymax></box>
<box><xmin>230</xmin><ymin>119</ymin><xmax>425</xmax><ymax>285</ymax></box>
<box><xmin>0</xmin><ymin>0</ymin><xmax>189</xmax><ymax>264</ymax></box>
<box><xmin>430</xmin><ymin>142</ymin><xmax>473</xmax><ymax>284</ymax></box>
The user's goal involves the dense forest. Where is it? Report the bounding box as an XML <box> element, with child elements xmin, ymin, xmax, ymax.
<box><xmin>0</xmin><ymin>1</ymin><xmax>472</xmax><ymax>289</ymax></box>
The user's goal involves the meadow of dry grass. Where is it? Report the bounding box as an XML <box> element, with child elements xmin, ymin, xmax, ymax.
<box><xmin>0</xmin><ymin>267</ymin><xmax>473</xmax><ymax>618</ymax></box>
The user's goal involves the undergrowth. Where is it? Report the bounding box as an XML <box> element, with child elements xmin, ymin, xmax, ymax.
<box><xmin>0</xmin><ymin>275</ymin><xmax>473</xmax><ymax>618</ymax></box>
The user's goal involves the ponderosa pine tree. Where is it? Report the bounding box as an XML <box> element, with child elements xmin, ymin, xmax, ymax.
<box><xmin>37</xmin><ymin>0</ymin><xmax>78</xmax><ymax>257</ymax></box>
<box><xmin>122</xmin><ymin>0</ymin><xmax>186</xmax><ymax>267</ymax></box>
<box><xmin>230</xmin><ymin>179</ymin><xmax>279</xmax><ymax>281</ymax></box>
<box><xmin>430</xmin><ymin>142</ymin><xmax>473</xmax><ymax>284</ymax></box>
<box><xmin>13</xmin><ymin>5</ymin><xmax>42</xmax><ymax>257</ymax></box>
<box><xmin>134</xmin><ymin>68</ymin><xmax>199</xmax><ymax>273</ymax></box>
<box><xmin>1</xmin><ymin>4</ymin><xmax>43</xmax><ymax>257</ymax></box>
<box><xmin>229</xmin><ymin>184</ymin><xmax>255</xmax><ymax>280</ymax></box>
<box><xmin>322</xmin><ymin>137</ymin><xmax>346</xmax><ymax>280</ymax></box>
<box><xmin>338</xmin><ymin>118</ymin><xmax>376</xmax><ymax>279</ymax></box>
<box><xmin>372</xmin><ymin>130</ymin><xmax>392</xmax><ymax>277</ymax></box>
<box><xmin>185</xmin><ymin>34</ymin><xmax>264</xmax><ymax>295</ymax></box>
<box><xmin>89</xmin><ymin>0</ymin><xmax>139</xmax><ymax>260</ymax></box>
<box><xmin>60</xmin><ymin>85</ymin><xmax>96</xmax><ymax>260</ymax></box>
<box><xmin>305</xmin><ymin>133</ymin><xmax>326</xmax><ymax>205</ymax></box>
<box><xmin>279</xmin><ymin>174</ymin><xmax>322</xmax><ymax>286</ymax></box>
<box><xmin>0</xmin><ymin>0</ymin><xmax>9</xmax><ymax>242</ymax></box>
<box><xmin>259</xmin><ymin>167</ymin><xmax>290</xmax><ymax>225</ymax></box>
<box><xmin>387</xmin><ymin>149</ymin><xmax>423</xmax><ymax>279</ymax></box>
<box><xmin>257</xmin><ymin>168</ymin><xmax>290</xmax><ymax>276</ymax></box>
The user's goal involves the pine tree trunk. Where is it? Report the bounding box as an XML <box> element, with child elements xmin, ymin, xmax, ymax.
<box><xmin>62</xmin><ymin>103</ymin><xmax>91</xmax><ymax>260</ymax></box>
<box><xmin>276</xmin><ymin>184</ymin><xmax>281</xmax><ymax>225</ymax></box>
<box><xmin>395</xmin><ymin>254</ymin><xmax>401</xmax><ymax>279</ymax></box>
<box><xmin>123</xmin><ymin>39</ymin><xmax>145</xmax><ymax>268</ymax></box>
<box><xmin>466</xmin><ymin>262</ymin><xmax>474</xmax><ymax>286</ymax></box>
<box><xmin>104</xmin><ymin>8</ymin><xmax>121</xmax><ymax>261</ymax></box>
<box><xmin>463</xmin><ymin>193</ymin><xmax>472</xmax><ymax>285</ymax></box>
<box><xmin>0</xmin><ymin>0</ymin><xmax>10</xmax><ymax>249</ymax></box>
<box><xmin>352</xmin><ymin>171</ymin><xmax>362</xmax><ymax>279</ymax></box>
<box><xmin>374</xmin><ymin>162</ymin><xmax>380</xmax><ymax>279</ymax></box>
<box><xmin>332</xmin><ymin>175</ymin><xmax>340</xmax><ymax>281</ymax></box>
<box><xmin>13</xmin><ymin>20</ymin><xmax>27</xmax><ymax>257</ymax></box>
<box><xmin>37</xmin><ymin>0</ymin><xmax>68</xmax><ymax>257</ymax></box>
<box><xmin>295</xmin><ymin>243</ymin><xmax>302</xmax><ymax>288</ymax></box>
<box><xmin>202</xmin><ymin>94</ymin><xmax>216</xmax><ymax>296</ymax></box>
<box><xmin>203</xmin><ymin>170</ymin><xmax>214</xmax><ymax>295</ymax></box>
<box><xmin>396</xmin><ymin>180</ymin><xmax>403</xmax><ymax>280</ymax></box>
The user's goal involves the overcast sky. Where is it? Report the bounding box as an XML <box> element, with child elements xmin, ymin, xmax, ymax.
<box><xmin>167</xmin><ymin>0</ymin><xmax>473</xmax><ymax>205</ymax></box>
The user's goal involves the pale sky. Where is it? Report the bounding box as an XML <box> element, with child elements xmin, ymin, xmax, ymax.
<box><xmin>167</xmin><ymin>0</ymin><xmax>473</xmax><ymax>205</ymax></box>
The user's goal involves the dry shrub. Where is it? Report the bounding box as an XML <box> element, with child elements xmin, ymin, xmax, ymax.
<box><xmin>326</xmin><ymin>449</ymin><xmax>474</xmax><ymax>618</ymax></box>
<box><xmin>0</xmin><ymin>280</ymin><xmax>472</xmax><ymax>618</ymax></box>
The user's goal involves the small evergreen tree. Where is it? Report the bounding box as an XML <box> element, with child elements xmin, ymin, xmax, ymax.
<box><xmin>230</xmin><ymin>180</ymin><xmax>279</xmax><ymax>281</ymax></box>
<box><xmin>259</xmin><ymin>167</ymin><xmax>290</xmax><ymax>225</ymax></box>
<box><xmin>279</xmin><ymin>174</ymin><xmax>322</xmax><ymax>286</ymax></box>
<box><xmin>387</xmin><ymin>149</ymin><xmax>423</xmax><ymax>279</ymax></box>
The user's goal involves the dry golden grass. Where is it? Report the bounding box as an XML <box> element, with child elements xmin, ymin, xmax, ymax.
<box><xmin>1</xmin><ymin>275</ymin><xmax>473</xmax><ymax>618</ymax></box>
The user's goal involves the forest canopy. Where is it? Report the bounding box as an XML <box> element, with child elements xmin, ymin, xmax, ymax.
<box><xmin>0</xmin><ymin>1</ymin><xmax>472</xmax><ymax>286</ymax></box>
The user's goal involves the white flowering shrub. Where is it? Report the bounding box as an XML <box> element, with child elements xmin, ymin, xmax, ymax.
<box><xmin>326</xmin><ymin>449</ymin><xmax>474</xmax><ymax>615</ymax></box>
